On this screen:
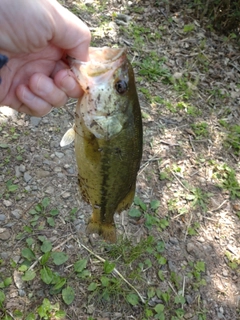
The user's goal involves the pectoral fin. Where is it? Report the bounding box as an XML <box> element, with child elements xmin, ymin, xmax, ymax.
<box><xmin>60</xmin><ymin>127</ymin><xmax>75</xmax><ymax>147</ymax></box>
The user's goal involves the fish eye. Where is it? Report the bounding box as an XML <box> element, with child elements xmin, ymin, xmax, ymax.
<box><xmin>115</xmin><ymin>80</ymin><xmax>128</xmax><ymax>94</ymax></box>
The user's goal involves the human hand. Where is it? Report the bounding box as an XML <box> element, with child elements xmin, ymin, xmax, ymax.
<box><xmin>0</xmin><ymin>0</ymin><xmax>91</xmax><ymax>117</ymax></box>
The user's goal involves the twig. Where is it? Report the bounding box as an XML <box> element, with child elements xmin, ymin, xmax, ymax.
<box><xmin>139</xmin><ymin>156</ymin><xmax>161</xmax><ymax>175</ymax></box>
<box><xmin>160</xmin><ymin>140</ymin><xmax>179</xmax><ymax>146</ymax></box>
<box><xmin>229</xmin><ymin>62</ymin><xmax>240</xmax><ymax>72</ymax></box>
<box><xmin>171</xmin><ymin>211</ymin><xmax>186</xmax><ymax>220</ymax></box>
<box><xmin>202</xmin><ymin>216</ymin><xmax>219</xmax><ymax>222</ymax></box>
<box><xmin>188</xmin><ymin>135</ymin><xmax>196</xmax><ymax>152</ymax></box>
<box><xmin>171</xmin><ymin>171</ymin><xmax>190</xmax><ymax>192</ymax></box>
<box><xmin>28</xmin><ymin>235</ymin><xmax>74</xmax><ymax>271</ymax></box>
<box><xmin>76</xmin><ymin>238</ymin><xmax>146</xmax><ymax>303</ymax></box>
<box><xmin>167</xmin><ymin>281</ymin><xmax>177</xmax><ymax>295</ymax></box>
<box><xmin>121</xmin><ymin>212</ymin><xmax>129</xmax><ymax>240</ymax></box>
<box><xmin>208</xmin><ymin>199</ymin><xmax>227</xmax><ymax>213</ymax></box>
<box><xmin>6</xmin><ymin>311</ymin><xmax>16</xmax><ymax>320</ymax></box>
<box><xmin>182</xmin><ymin>276</ymin><xmax>185</xmax><ymax>298</ymax></box>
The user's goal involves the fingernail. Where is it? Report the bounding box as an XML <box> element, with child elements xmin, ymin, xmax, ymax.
<box><xmin>39</xmin><ymin>78</ymin><xmax>54</xmax><ymax>95</ymax></box>
<box><xmin>60</xmin><ymin>75</ymin><xmax>76</xmax><ymax>91</ymax></box>
<box><xmin>22</xmin><ymin>87</ymin><xmax>35</xmax><ymax>102</ymax></box>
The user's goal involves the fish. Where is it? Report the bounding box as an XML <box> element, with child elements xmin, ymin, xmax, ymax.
<box><xmin>61</xmin><ymin>47</ymin><xmax>143</xmax><ymax>242</ymax></box>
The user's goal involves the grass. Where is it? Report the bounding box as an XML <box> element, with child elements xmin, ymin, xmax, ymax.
<box><xmin>0</xmin><ymin>196</ymin><xmax>208</xmax><ymax>320</ymax></box>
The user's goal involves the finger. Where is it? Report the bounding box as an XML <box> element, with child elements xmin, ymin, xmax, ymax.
<box><xmin>29</xmin><ymin>73</ymin><xmax>68</xmax><ymax>107</ymax></box>
<box><xmin>18</xmin><ymin>103</ymin><xmax>53</xmax><ymax>117</ymax></box>
<box><xmin>54</xmin><ymin>69</ymin><xmax>83</xmax><ymax>98</ymax></box>
<box><xmin>16</xmin><ymin>84</ymin><xmax>53</xmax><ymax>117</ymax></box>
<box><xmin>50</xmin><ymin>2</ymin><xmax>91</xmax><ymax>61</ymax></box>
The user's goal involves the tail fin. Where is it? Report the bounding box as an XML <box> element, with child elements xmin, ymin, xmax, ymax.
<box><xmin>86</xmin><ymin>208</ymin><xmax>116</xmax><ymax>242</ymax></box>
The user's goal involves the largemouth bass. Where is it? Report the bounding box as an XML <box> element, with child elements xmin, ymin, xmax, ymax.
<box><xmin>61</xmin><ymin>47</ymin><xmax>142</xmax><ymax>242</ymax></box>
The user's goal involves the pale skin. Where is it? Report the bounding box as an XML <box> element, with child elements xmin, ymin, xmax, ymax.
<box><xmin>0</xmin><ymin>0</ymin><xmax>91</xmax><ymax>116</ymax></box>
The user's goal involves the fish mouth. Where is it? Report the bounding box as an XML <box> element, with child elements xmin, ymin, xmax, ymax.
<box><xmin>68</xmin><ymin>47</ymin><xmax>127</xmax><ymax>79</ymax></box>
<box><xmin>68</xmin><ymin>47</ymin><xmax>126</xmax><ymax>65</ymax></box>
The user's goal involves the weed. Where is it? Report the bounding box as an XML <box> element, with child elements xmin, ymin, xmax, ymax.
<box><xmin>137</xmin><ymin>56</ymin><xmax>171</xmax><ymax>83</ymax></box>
<box><xmin>129</xmin><ymin>196</ymin><xmax>169</xmax><ymax>231</ymax></box>
<box><xmin>225</xmin><ymin>251</ymin><xmax>240</xmax><ymax>270</ymax></box>
<box><xmin>28</xmin><ymin>197</ymin><xmax>59</xmax><ymax>227</ymax></box>
<box><xmin>183</xmin><ymin>24</ymin><xmax>195</xmax><ymax>32</ymax></box>
<box><xmin>212</xmin><ymin>163</ymin><xmax>240</xmax><ymax>199</ymax></box>
<box><xmin>187</xmin><ymin>261</ymin><xmax>206</xmax><ymax>289</ymax></box>
<box><xmin>37</xmin><ymin>298</ymin><xmax>66</xmax><ymax>319</ymax></box>
<box><xmin>186</xmin><ymin>187</ymin><xmax>212</xmax><ymax>212</ymax></box>
<box><xmin>188</xmin><ymin>222</ymin><xmax>200</xmax><ymax>235</ymax></box>
<box><xmin>191</xmin><ymin>122</ymin><xmax>209</xmax><ymax>138</ymax></box>
<box><xmin>159</xmin><ymin>170</ymin><xmax>172</xmax><ymax>181</ymax></box>
<box><xmin>107</xmin><ymin>235</ymin><xmax>155</xmax><ymax>264</ymax></box>
<box><xmin>225</xmin><ymin>124</ymin><xmax>240</xmax><ymax>156</ymax></box>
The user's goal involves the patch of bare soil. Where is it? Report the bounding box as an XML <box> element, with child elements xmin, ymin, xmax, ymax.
<box><xmin>0</xmin><ymin>1</ymin><xmax>239</xmax><ymax>319</ymax></box>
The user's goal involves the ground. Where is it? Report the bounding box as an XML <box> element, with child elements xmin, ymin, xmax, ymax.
<box><xmin>0</xmin><ymin>1</ymin><xmax>239</xmax><ymax>319</ymax></box>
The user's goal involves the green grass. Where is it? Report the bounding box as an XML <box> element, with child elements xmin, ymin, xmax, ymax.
<box><xmin>0</xmin><ymin>196</ymin><xmax>208</xmax><ymax>320</ymax></box>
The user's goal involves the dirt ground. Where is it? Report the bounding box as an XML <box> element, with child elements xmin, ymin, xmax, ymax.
<box><xmin>0</xmin><ymin>1</ymin><xmax>239</xmax><ymax>319</ymax></box>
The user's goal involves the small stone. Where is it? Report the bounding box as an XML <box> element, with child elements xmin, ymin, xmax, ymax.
<box><xmin>30</xmin><ymin>116</ymin><xmax>41</xmax><ymax>127</ymax></box>
<box><xmin>222</xmin><ymin>270</ymin><xmax>228</xmax><ymax>277</ymax></box>
<box><xmin>113</xmin><ymin>313</ymin><xmax>122</xmax><ymax>318</ymax></box>
<box><xmin>0</xmin><ymin>228</ymin><xmax>11</xmax><ymax>240</ymax></box>
<box><xmin>169</xmin><ymin>237</ymin><xmax>178</xmax><ymax>245</ymax></box>
<box><xmin>186</xmin><ymin>242</ymin><xmax>195</xmax><ymax>254</ymax></box>
<box><xmin>168</xmin><ymin>260</ymin><xmax>177</xmax><ymax>273</ymax></box>
<box><xmin>54</xmin><ymin>167</ymin><xmax>62</xmax><ymax>172</ymax></box>
<box><xmin>87</xmin><ymin>304</ymin><xmax>95</xmax><ymax>314</ymax></box>
<box><xmin>217</xmin><ymin>312</ymin><xmax>224</xmax><ymax>319</ymax></box>
<box><xmin>15</xmin><ymin>166</ymin><xmax>21</xmax><ymax>178</ymax></box>
<box><xmin>24</xmin><ymin>172</ymin><xmax>32</xmax><ymax>183</ymax></box>
<box><xmin>1</xmin><ymin>252</ymin><xmax>10</xmax><ymax>259</ymax></box>
<box><xmin>5</xmin><ymin>222</ymin><xmax>16</xmax><ymax>228</ymax></box>
<box><xmin>19</xmin><ymin>164</ymin><xmax>26</xmax><ymax>172</ymax></box>
<box><xmin>3</xmin><ymin>200</ymin><xmax>12</xmax><ymax>207</ymax></box>
<box><xmin>55</xmin><ymin>152</ymin><xmax>64</xmax><ymax>159</ymax></box>
<box><xmin>12</xmin><ymin>209</ymin><xmax>22</xmax><ymax>219</ymax></box>
<box><xmin>18</xmin><ymin>289</ymin><xmax>26</xmax><ymax>297</ymax></box>
<box><xmin>67</xmin><ymin>167</ymin><xmax>74</xmax><ymax>174</ymax></box>
<box><xmin>61</xmin><ymin>192</ymin><xmax>71</xmax><ymax>199</ymax></box>
<box><xmin>43</xmin><ymin>160</ymin><xmax>51</xmax><ymax>165</ymax></box>
<box><xmin>57</xmin><ymin>173</ymin><xmax>65</xmax><ymax>178</ymax></box>
<box><xmin>45</xmin><ymin>186</ymin><xmax>54</xmax><ymax>194</ymax></box>
<box><xmin>185</xmin><ymin>294</ymin><xmax>193</xmax><ymax>305</ymax></box>
<box><xmin>0</xmin><ymin>214</ymin><xmax>6</xmax><ymax>221</ymax></box>
<box><xmin>12</xmin><ymin>255</ymin><xmax>20</xmax><ymax>263</ymax></box>
<box><xmin>25</xmin><ymin>186</ymin><xmax>31</xmax><ymax>192</ymax></box>
<box><xmin>197</xmin><ymin>237</ymin><xmax>205</xmax><ymax>243</ymax></box>
<box><xmin>36</xmin><ymin>169</ymin><xmax>49</xmax><ymax>178</ymax></box>
<box><xmin>219</xmin><ymin>307</ymin><xmax>224</xmax><ymax>314</ymax></box>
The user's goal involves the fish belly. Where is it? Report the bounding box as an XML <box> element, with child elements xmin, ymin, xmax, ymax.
<box><xmin>75</xmin><ymin>110</ymin><xmax>142</xmax><ymax>242</ymax></box>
